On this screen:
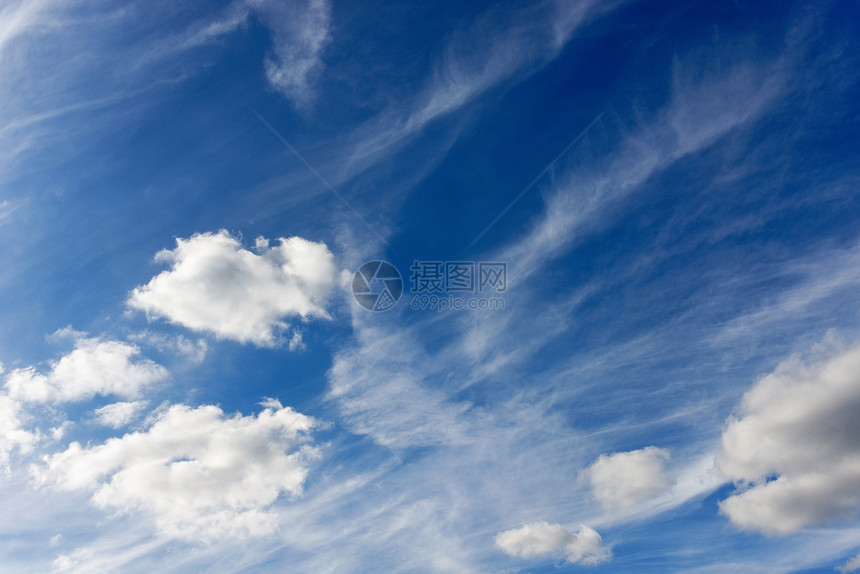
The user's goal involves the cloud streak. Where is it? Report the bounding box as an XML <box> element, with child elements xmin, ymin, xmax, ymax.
<box><xmin>341</xmin><ymin>0</ymin><xmax>611</xmax><ymax>177</ymax></box>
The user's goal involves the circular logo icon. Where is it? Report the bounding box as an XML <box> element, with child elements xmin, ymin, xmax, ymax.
<box><xmin>352</xmin><ymin>261</ymin><xmax>403</xmax><ymax>311</ymax></box>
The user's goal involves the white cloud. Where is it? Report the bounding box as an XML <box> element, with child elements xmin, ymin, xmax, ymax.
<box><xmin>93</xmin><ymin>401</ymin><xmax>147</xmax><ymax>428</ymax></box>
<box><xmin>585</xmin><ymin>447</ymin><xmax>674</xmax><ymax>510</ymax></box>
<box><xmin>288</xmin><ymin>330</ymin><xmax>305</xmax><ymax>352</ymax></box>
<box><xmin>51</xmin><ymin>421</ymin><xmax>73</xmax><ymax>441</ymax></box>
<box><xmin>839</xmin><ymin>554</ymin><xmax>860</xmax><ymax>573</ymax></box>
<box><xmin>0</xmin><ymin>393</ymin><xmax>38</xmax><ymax>471</ymax></box>
<box><xmin>36</xmin><ymin>399</ymin><xmax>320</xmax><ymax>541</ymax></box>
<box><xmin>128</xmin><ymin>231</ymin><xmax>337</xmax><ymax>347</ymax></box>
<box><xmin>4</xmin><ymin>335</ymin><xmax>167</xmax><ymax>403</ymax></box>
<box><xmin>718</xmin><ymin>343</ymin><xmax>860</xmax><ymax>535</ymax></box>
<box><xmin>128</xmin><ymin>331</ymin><xmax>208</xmax><ymax>364</ymax></box>
<box><xmin>495</xmin><ymin>522</ymin><xmax>611</xmax><ymax>565</ymax></box>
<box><xmin>249</xmin><ymin>0</ymin><xmax>332</xmax><ymax>108</ymax></box>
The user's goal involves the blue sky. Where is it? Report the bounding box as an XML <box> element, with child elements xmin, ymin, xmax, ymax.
<box><xmin>1</xmin><ymin>0</ymin><xmax>860</xmax><ymax>572</ymax></box>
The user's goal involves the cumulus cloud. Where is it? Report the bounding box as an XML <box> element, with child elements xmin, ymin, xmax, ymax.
<box><xmin>36</xmin><ymin>399</ymin><xmax>320</xmax><ymax>540</ymax></box>
<box><xmin>93</xmin><ymin>401</ymin><xmax>147</xmax><ymax>428</ymax></box>
<box><xmin>718</xmin><ymin>343</ymin><xmax>860</xmax><ymax>535</ymax></box>
<box><xmin>4</xmin><ymin>335</ymin><xmax>167</xmax><ymax>403</ymax></box>
<box><xmin>584</xmin><ymin>446</ymin><xmax>674</xmax><ymax>510</ymax></box>
<box><xmin>249</xmin><ymin>0</ymin><xmax>332</xmax><ymax>108</ymax></box>
<box><xmin>128</xmin><ymin>231</ymin><xmax>337</xmax><ymax>347</ymax></box>
<box><xmin>495</xmin><ymin>522</ymin><xmax>611</xmax><ymax>565</ymax></box>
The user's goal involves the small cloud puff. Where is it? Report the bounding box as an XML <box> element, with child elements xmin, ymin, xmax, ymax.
<box><xmin>584</xmin><ymin>446</ymin><xmax>674</xmax><ymax>510</ymax></box>
<box><xmin>495</xmin><ymin>521</ymin><xmax>611</xmax><ymax>565</ymax></box>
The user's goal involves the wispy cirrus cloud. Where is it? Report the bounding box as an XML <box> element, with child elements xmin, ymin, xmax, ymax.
<box><xmin>0</xmin><ymin>0</ymin><xmax>51</xmax><ymax>54</ymax></box>
<box><xmin>341</xmin><ymin>0</ymin><xmax>613</xmax><ymax>177</ymax></box>
<box><xmin>326</xmin><ymin>324</ymin><xmax>473</xmax><ymax>448</ymax></box>
<box><xmin>0</xmin><ymin>0</ymin><xmax>333</xmax><ymax>174</ymax></box>
<box><xmin>501</xmin><ymin>54</ymin><xmax>785</xmax><ymax>283</ymax></box>
<box><xmin>308</xmin><ymin>41</ymin><xmax>795</xmax><ymax>572</ymax></box>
